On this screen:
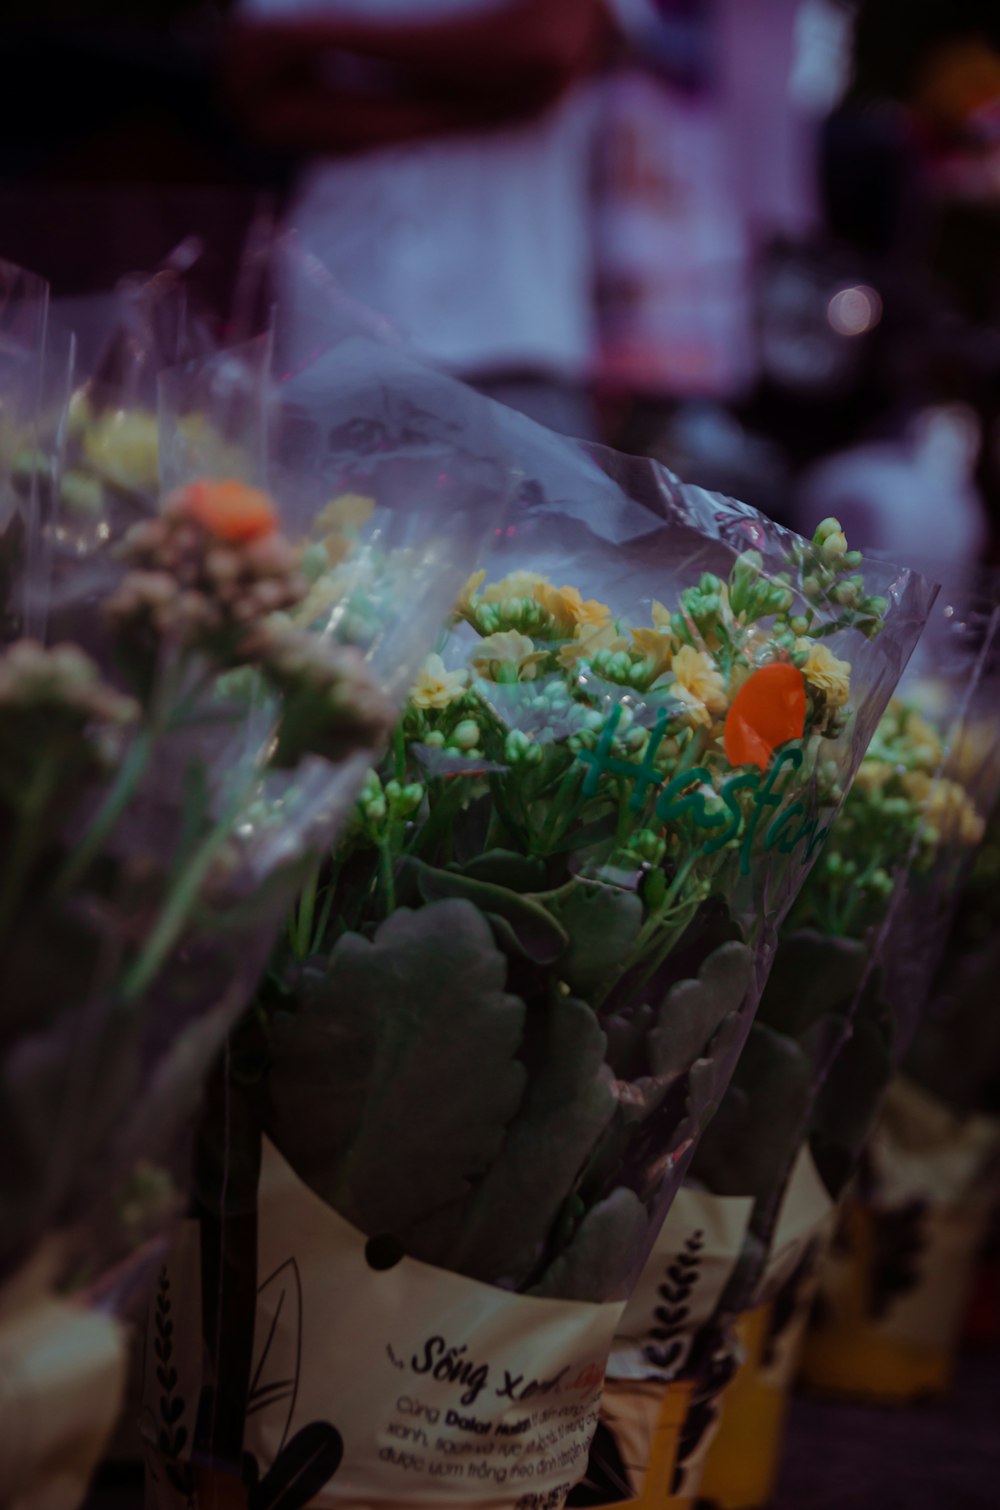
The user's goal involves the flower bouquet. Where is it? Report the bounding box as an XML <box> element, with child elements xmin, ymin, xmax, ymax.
<box><xmin>586</xmin><ymin>585</ymin><xmax>1000</xmax><ymax>1508</ymax></box>
<box><xmin>798</xmin><ymin>798</ymin><xmax>1000</xmax><ymax>1411</ymax></box>
<box><xmin>798</xmin><ymin>592</ymin><xmax>1000</xmax><ymax>1408</ymax></box>
<box><xmin>148</xmin><ymin>409</ymin><xmax>933</xmax><ymax>1510</ymax></box>
<box><xmin>0</xmin><ymin>288</ymin><xmax>509</xmax><ymax>1510</ymax></box>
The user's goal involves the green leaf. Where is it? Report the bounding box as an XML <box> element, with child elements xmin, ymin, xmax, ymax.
<box><xmin>536</xmin><ymin>881</ymin><xmax>644</xmax><ymax>999</ymax></box>
<box><xmin>406</xmin><ymin>858</ymin><xmax>569</xmax><ymax>965</ymax></box>
<box><xmin>649</xmin><ymin>941</ymin><xmax>754</xmax><ymax>1076</ymax></box>
<box><xmin>685</xmin><ymin>1009</ymin><xmax>750</xmax><ymax>1131</ymax></box>
<box><xmin>757</xmin><ymin>931</ymin><xmax>869</xmax><ymax>1040</ymax></box>
<box><xmin>689</xmin><ymin>1022</ymin><xmax>815</xmax><ymax>1199</ymax></box>
<box><xmin>810</xmin><ymin>979</ymin><xmax>893</xmax><ymax>1198</ymax></box>
<box><xmin>454</xmin><ymin>850</ymin><xmax>548</xmax><ymax>891</ymax></box>
<box><xmin>529</xmin><ymin>1186</ymin><xmax>650</xmax><ymax>1303</ymax></box>
<box><xmin>404</xmin><ymin>994</ymin><xmax>617</xmax><ymax>1286</ymax></box>
<box><xmin>265</xmin><ymin>900</ymin><xmax>526</xmax><ymax>1236</ymax></box>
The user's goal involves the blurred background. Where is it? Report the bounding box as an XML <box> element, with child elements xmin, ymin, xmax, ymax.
<box><xmin>5</xmin><ymin>0</ymin><xmax>1000</xmax><ymax>573</ymax></box>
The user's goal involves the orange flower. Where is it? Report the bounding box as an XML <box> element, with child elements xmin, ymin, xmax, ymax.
<box><xmin>178</xmin><ymin>479</ymin><xmax>278</xmax><ymax>543</ymax></box>
<box><xmin>724</xmin><ymin>662</ymin><xmax>806</xmax><ymax>770</ymax></box>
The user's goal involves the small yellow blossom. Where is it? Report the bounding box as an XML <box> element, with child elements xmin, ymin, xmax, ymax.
<box><xmin>903</xmin><ymin>709</ymin><xmax>945</xmax><ymax>770</ymax></box>
<box><xmin>454</xmin><ymin>568</ymin><xmax>487</xmax><ymax>616</ymax></box>
<box><xmin>471</xmin><ymin>630</ymin><xmax>548</xmax><ymax>681</ymax></box>
<box><xmin>83</xmin><ymin>409</ymin><xmax>160</xmax><ymax>490</ymax></box>
<box><xmin>316</xmin><ymin>494</ymin><xmax>376</xmax><ymax>533</ymax></box>
<box><xmin>852</xmin><ymin>760</ymin><xmax>893</xmax><ymax>795</ymax></box>
<box><xmin>903</xmin><ymin>772</ymin><xmax>984</xmax><ymax>846</ymax></box>
<box><xmin>535</xmin><ymin>582</ymin><xmax>613</xmax><ymax>634</ymax></box>
<box><xmin>670</xmin><ymin>645</ymin><xmax>728</xmax><ymax>726</ymax></box>
<box><xmin>797</xmin><ymin>640</ymin><xmax>851</xmax><ymax>709</ymax></box>
<box><xmin>651</xmin><ymin>599</ymin><xmax>673</xmax><ymax>632</ymax></box>
<box><xmin>557</xmin><ymin>622</ymin><xmax>628</xmax><ymax>670</ymax></box>
<box><xmin>481</xmin><ymin>570</ymin><xmax>549</xmax><ymax>604</ymax></box>
<box><xmin>411</xmin><ymin>653</ymin><xmax>469</xmax><ymax>710</ymax></box>
<box><xmin>630</xmin><ymin>626</ymin><xmax>676</xmax><ymax>682</ymax></box>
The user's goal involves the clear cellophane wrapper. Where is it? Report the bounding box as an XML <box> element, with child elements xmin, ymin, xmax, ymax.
<box><xmin>149</xmin><ymin>389</ymin><xmax>934</xmax><ymax>1510</ymax></box>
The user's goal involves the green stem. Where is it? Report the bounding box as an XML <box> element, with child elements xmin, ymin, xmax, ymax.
<box><xmin>394</xmin><ymin>724</ymin><xmax>407</xmax><ymax>783</ymax></box>
<box><xmin>538</xmin><ymin>764</ymin><xmax>585</xmax><ymax>852</ymax></box>
<box><xmin>378</xmin><ymin>835</ymin><xmax>397</xmax><ymax>916</ymax></box>
<box><xmin>0</xmin><ymin>751</ymin><xmax>61</xmax><ymax>940</ymax></box>
<box><xmin>57</xmin><ymin>728</ymin><xmax>154</xmax><ymax>894</ymax></box>
<box><xmin>119</xmin><ymin>806</ymin><xmax>243</xmax><ymax>1005</ymax></box>
<box><xmin>290</xmin><ymin>856</ymin><xmax>321</xmax><ymax>960</ymax></box>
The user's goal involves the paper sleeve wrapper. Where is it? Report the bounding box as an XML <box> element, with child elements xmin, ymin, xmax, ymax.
<box><xmin>570</xmin><ymin>1149</ymin><xmax>834</xmax><ymax>1508</ymax></box>
<box><xmin>145</xmin><ymin>1138</ymin><xmax>625</xmax><ymax>1509</ymax></box>
<box><xmin>800</xmin><ymin>1077</ymin><xmax>1000</xmax><ymax>1403</ymax></box>
<box><xmin>0</xmin><ymin>1256</ymin><xmax>127</xmax><ymax>1510</ymax></box>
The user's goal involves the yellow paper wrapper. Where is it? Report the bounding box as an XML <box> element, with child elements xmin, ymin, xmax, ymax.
<box><xmin>800</xmin><ymin>1078</ymin><xmax>1000</xmax><ymax>1403</ymax></box>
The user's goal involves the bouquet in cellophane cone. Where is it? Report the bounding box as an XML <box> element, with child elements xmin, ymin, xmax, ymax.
<box><xmin>797</xmin><ymin>587</ymin><xmax>1000</xmax><ymax>1409</ymax></box>
<box><xmin>571</xmin><ymin>583</ymin><xmax>1000</xmax><ymax>1509</ymax></box>
<box><xmin>148</xmin><ymin>391</ymin><xmax>934</xmax><ymax>1510</ymax></box>
<box><xmin>0</xmin><ymin>279</ymin><xmax>508</xmax><ymax>1510</ymax></box>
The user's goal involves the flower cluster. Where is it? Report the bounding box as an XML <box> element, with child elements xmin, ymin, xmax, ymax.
<box><xmin>106</xmin><ymin>480</ymin><xmax>307</xmax><ymax>664</ymax></box>
<box><xmin>790</xmin><ymin>700</ymin><xmax>985</xmax><ymax>938</ymax></box>
<box><xmin>336</xmin><ymin>519</ymin><xmax>880</xmax><ymax>957</ymax></box>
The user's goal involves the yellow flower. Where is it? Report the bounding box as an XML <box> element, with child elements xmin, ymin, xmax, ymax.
<box><xmin>316</xmin><ymin>493</ymin><xmax>376</xmax><ymax>533</ymax></box>
<box><xmin>471</xmin><ymin>630</ymin><xmax>548</xmax><ymax>681</ymax></box>
<box><xmin>481</xmin><ymin>570</ymin><xmax>549</xmax><ymax>604</ymax></box>
<box><xmin>557</xmin><ymin>622</ymin><xmax>628</xmax><ymax>670</ymax></box>
<box><xmin>904</xmin><ymin>773</ymin><xmax>984</xmax><ymax>846</ymax></box>
<box><xmin>670</xmin><ymin>645</ymin><xmax>727</xmax><ymax>727</ymax></box>
<box><xmin>852</xmin><ymin>759</ymin><xmax>893</xmax><ymax>795</ymax></box>
<box><xmin>454</xmin><ymin>568</ymin><xmax>486</xmax><ymax>616</ymax></box>
<box><xmin>630</xmin><ymin>626</ymin><xmax>677</xmax><ymax>682</ymax></box>
<box><xmin>903</xmin><ymin>709</ymin><xmax>945</xmax><ymax>771</ymax></box>
<box><xmin>797</xmin><ymin>640</ymin><xmax>851</xmax><ymax>709</ymax></box>
<box><xmin>83</xmin><ymin>409</ymin><xmax>160</xmax><ymax>490</ymax></box>
<box><xmin>411</xmin><ymin>653</ymin><xmax>469</xmax><ymax>710</ymax></box>
<box><xmin>651</xmin><ymin>599</ymin><xmax>673</xmax><ymax>632</ymax></box>
<box><xmin>535</xmin><ymin>582</ymin><xmax>613</xmax><ymax>634</ymax></box>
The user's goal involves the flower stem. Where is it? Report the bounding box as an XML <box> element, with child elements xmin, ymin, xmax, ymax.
<box><xmin>119</xmin><ymin>805</ymin><xmax>242</xmax><ymax>1005</ymax></box>
<box><xmin>56</xmin><ymin>727</ymin><xmax>153</xmax><ymax>894</ymax></box>
<box><xmin>0</xmin><ymin>751</ymin><xmax>60</xmax><ymax>941</ymax></box>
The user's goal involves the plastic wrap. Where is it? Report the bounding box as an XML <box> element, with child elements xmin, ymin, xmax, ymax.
<box><xmin>152</xmin><ymin>411</ymin><xmax>934</xmax><ymax>1510</ymax></box>
<box><xmin>0</xmin><ymin>289</ymin><xmax>510</xmax><ymax>1509</ymax></box>
<box><xmin>589</xmin><ymin>585</ymin><xmax>1000</xmax><ymax>1500</ymax></box>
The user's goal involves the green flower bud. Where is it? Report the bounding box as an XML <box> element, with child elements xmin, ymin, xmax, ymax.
<box><xmin>505</xmin><ymin>728</ymin><xmax>543</xmax><ymax>766</ymax></box>
<box><xmin>628</xmin><ymin>828</ymin><xmax>667</xmax><ymax>865</ymax></box>
<box><xmin>451</xmin><ymin>719</ymin><xmax>481</xmax><ymax>751</ymax></box>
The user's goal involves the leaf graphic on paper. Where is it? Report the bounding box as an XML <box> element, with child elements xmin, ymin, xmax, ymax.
<box><xmin>247</xmin><ymin>1257</ymin><xmax>302</xmax><ymax>1453</ymax></box>
<box><xmin>649</xmin><ymin>942</ymin><xmax>754</xmax><ymax>1076</ymax></box>
<box><xmin>245</xmin><ymin>1421</ymin><xmax>344</xmax><ymax>1510</ymax></box>
<box><xmin>405</xmin><ymin>993</ymin><xmax>617</xmax><ymax>1285</ymax></box>
<box><xmin>266</xmin><ymin>900</ymin><xmax>526</xmax><ymax>1237</ymax></box>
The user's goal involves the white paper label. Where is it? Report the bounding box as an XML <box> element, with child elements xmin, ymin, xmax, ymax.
<box><xmin>608</xmin><ymin>1186</ymin><xmax>754</xmax><ymax>1383</ymax></box>
<box><xmin>243</xmin><ymin>1139</ymin><xmax>624</xmax><ymax>1508</ymax></box>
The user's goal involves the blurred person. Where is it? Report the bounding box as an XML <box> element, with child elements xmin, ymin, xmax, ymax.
<box><xmin>225</xmin><ymin>0</ymin><xmax>612</xmax><ymax>437</ymax></box>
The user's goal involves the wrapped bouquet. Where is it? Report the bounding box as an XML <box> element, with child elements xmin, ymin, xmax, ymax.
<box><xmin>590</xmin><ymin>586</ymin><xmax>1000</xmax><ymax>1507</ymax></box>
<box><xmin>148</xmin><ymin>418</ymin><xmax>933</xmax><ymax>1510</ymax></box>
<box><xmin>0</xmin><ymin>269</ymin><xmax>509</xmax><ymax>1510</ymax></box>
